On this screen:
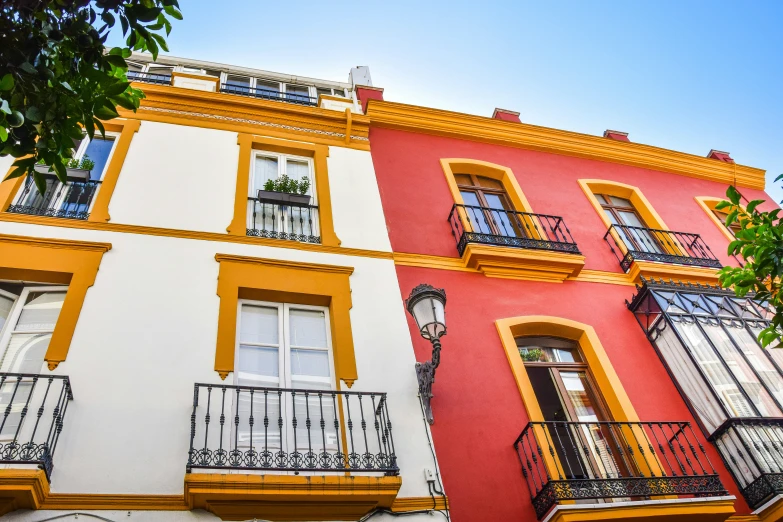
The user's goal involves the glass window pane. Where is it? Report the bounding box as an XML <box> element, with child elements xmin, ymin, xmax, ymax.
<box><xmin>240</xmin><ymin>305</ymin><xmax>278</xmax><ymax>345</ymax></box>
<box><xmin>289</xmin><ymin>309</ymin><xmax>327</xmax><ymax>348</ymax></box>
<box><xmin>83</xmin><ymin>136</ymin><xmax>116</xmax><ymax>180</ymax></box>
<box><xmin>1</xmin><ymin>333</ymin><xmax>50</xmax><ymax>373</ymax></box>
<box><xmin>517</xmin><ymin>337</ymin><xmax>582</xmax><ymax>363</ymax></box>
<box><xmin>290</xmin><ymin>349</ymin><xmax>330</xmax><ymax>378</ymax></box>
<box><xmin>608</xmin><ymin>196</ymin><xmax>634</xmax><ymax>207</ymax></box>
<box><xmin>729</xmin><ymin>325</ymin><xmax>783</xmax><ymax>408</ymax></box>
<box><xmin>16</xmin><ymin>292</ymin><xmax>65</xmax><ymax>332</ymax></box>
<box><xmin>252</xmin><ymin>156</ymin><xmax>279</xmax><ymax>194</ymax></box>
<box><xmin>256</xmin><ymin>80</ymin><xmax>279</xmax><ymax>93</ymax></box>
<box><xmin>0</xmin><ymin>295</ymin><xmax>15</xmax><ymax>333</ymax></box>
<box><xmin>618</xmin><ymin>211</ymin><xmax>645</xmax><ymax>228</ymax></box>
<box><xmin>286</xmin><ymin>160</ymin><xmax>311</xmax><ymax>195</ymax></box>
<box><xmin>237</xmin><ymin>345</ymin><xmax>279</xmax><ymax>379</ymax></box>
<box><xmin>286</xmin><ymin>84</ymin><xmax>309</xmax><ymax>96</ymax></box>
<box><xmin>560</xmin><ymin>371</ymin><xmax>599</xmax><ymax>422</ymax></box>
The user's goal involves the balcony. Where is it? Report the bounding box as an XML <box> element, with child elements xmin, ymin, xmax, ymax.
<box><xmin>447</xmin><ymin>204</ymin><xmax>584</xmax><ymax>282</ymax></box>
<box><xmin>709</xmin><ymin>418</ymin><xmax>783</xmax><ymax>510</ymax></box>
<box><xmin>126</xmin><ymin>70</ymin><xmax>172</xmax><ymax>85</ymax></box>
<box><xmin>515</xmin><ymin>420</ymin><xmax>728</xmax><ymax>520</ymax></box>
<box><xmin>185</xmin><ymin>383</ymin><xmax>401</xmax><ymax>520</ymax></box>
<box><xmin>604</xmin><ymin>224</ymin><xmax>722</xmax><ymax>283</ymax></box>
<box><xmin>220</xmin><ymin>83</ymin><xmax>318</xmax><ymax>106</ymax></box>
<box><xmin>247</xmin><ymin>196</ymin><xmax>321</xmax><ymax>244</ymax></box>
<box><xmin>8</xmin><ymin>175</ymin><xmax>101</xmax><ymax>220</ymax></box>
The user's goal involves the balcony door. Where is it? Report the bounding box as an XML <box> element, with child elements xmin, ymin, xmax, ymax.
<box><xmin>234</xmin><ymin>301</ymin><xmax>338</xmax><ymax>459</ymax></box>
<box><xmin>455</xmin><ymin>174</ymin><xmax>523</xmax><ymax>238</ymax></box>
<box><xmin>518</xmin><ymin>337</ymin><xmax>629</xmax><ymax>482</ymax></box>
<box><xmin>0</xmin><ymin>286</ymin><xmax>66</xmax><ymax>438</ymax></box>
<box><xmin>597</xmin><ymin>194</ymin><xmax>662</xmax><ymax>254</ymax></box>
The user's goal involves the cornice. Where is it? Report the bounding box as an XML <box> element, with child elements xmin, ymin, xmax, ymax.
<box><xmin>130</xmin><ymin>82</ymin><xmax>370</xmax><ymax>146</ymax></box>
<box><xmin>0</xmin><ymin>232</ymin><xmax>112</xmax><ymax>253</ymax></box>
<box><xmin>366</xmin><ymin>100</ymin><xmax>766</xmax><ymax>190</ymax></box>
<box><xmin>214</xmin><ymin>253</ymin><xmax>355</xmax><ymax>275</ymax></box>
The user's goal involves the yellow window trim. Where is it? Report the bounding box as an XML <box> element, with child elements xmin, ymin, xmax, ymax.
<box><xmin>695</xmin><ymin>196</ymin><xmax>737</xmax><ymax>242</ymax></box>
<box><xmin>0</xmin><ymin>233</ymin><xmax>112</xmax><ymax>370</ymax></box>
<box><xmin>0</xmin><ymin>119</ymin><xmax>140</xmax><ymax>222</ymax></box>
<box><xmin>214</xmin><ymin>254</ymin><xmax>357</xmax><ymax>386</ymax></box>
<box><xmin>227</xmin><ymin>134</ymin><xmax>341</xmax><ymax>248</ymax></box>
<box><xmin>577</xmin><ymin>179</ymin><xmax>669</xmax><ymax>232</ymax></box>
<box><xmin>495</xmin><ymin>315</ymin><xmax>668</xmax><ymax>480</ymax></box>
<box><xmin>440</xmin><ymin>158</ymin><xmax>534</xmax><ymax>213</ymax></box>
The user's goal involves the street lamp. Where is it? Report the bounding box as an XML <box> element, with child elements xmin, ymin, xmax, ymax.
<box><xmin>405</xmin><ymin>283</ymin><xmax>447</xmax><ymax>424</ymax></box>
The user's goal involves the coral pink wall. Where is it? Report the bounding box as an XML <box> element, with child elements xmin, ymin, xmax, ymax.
<box><xmin>368</xmin><ymin>127</ymin><xmax>777</xmax><ymax>520</ymax></box>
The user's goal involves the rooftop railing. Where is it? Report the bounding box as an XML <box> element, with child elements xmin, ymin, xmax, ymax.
<box><xmin>220</xmin><ymin>83</ymin><xmax>318</xmax><ymax>106</ymax></box>
<box><xmin>448</xmin><ymin>203</ymin><xmax>580</xmax><ymax>257</ymax></box>
<box><xmin>515</xmin><ymin>420</ymin><xmax>726</xmax><ymax>519</ymax></box>
<box><xmin>187</xmin><ymin>383</ymin><xmax>399</xmax><ymax>475</ymax></box>
<box><xmin>126</xmin><ymin>70</ymin><xmax>172</xmax><ymax>85</ymax></box>
<box><xmin>604</xmin><ymin>224</ymin><xmax>721</xmax><ymax>272</ymax></box>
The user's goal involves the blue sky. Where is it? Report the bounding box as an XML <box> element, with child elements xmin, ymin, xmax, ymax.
<box><xmin>110</xmin><ymin>1</ymin><xmax>783</xmax><ymax>202</ymax></box>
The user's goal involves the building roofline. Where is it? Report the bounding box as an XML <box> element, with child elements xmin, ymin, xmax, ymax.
<box><xmin>129</xmin><ymin>52</ymin><xmax>353</xmax><ymax>89</ymax></box>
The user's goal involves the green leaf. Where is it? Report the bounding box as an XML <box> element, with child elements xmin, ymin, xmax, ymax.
<box><xmin>714</xmin><ymin>200</ymin><xmax>731</xmax><ymax>210</ymax></box>
<box><xmin>746</xmin><ymin>199</ymin><xmax>766</xmax><ymax>214</ymax></box>
<box><xmin>775</xmin><ymin>173</ymin><xmax>783</xmax><ymax>183</ymax></box>
<box><xmin>94</xmin><ymin>103</ymin><xmax>119</xmax><ymax>120</ymax></box>
<box><xmin>25</xmin><ymin>106</ymin><xmax>42</xmax><ymax>122</ymax></box>
<box><xmin>0</xmin><ymin>74</ymin><xmax>14</xmax><ymax>91</ymax></box>
<box><xmin>4</xmin><ymin>166</ymin><xmax>28</xmax><ymax>180</ymax></box>
<box><xmin>104</xmin><ymin>54</ymin><xmax>127</xmax><ymax>69</ymax></box>
<box><xmin>150</xmin><ymin>32</ymin><xmax>169</xmax><ymax>52</ymax></box>
<box><xmin>164</xmin><ymin>5</ymin><xmax>183</xmax><ymax>20</ymax></box>
<box><xmin>0</xmin><ymin>99</ymin><xmax>10</xmax><ymax>114</ymax></box>
<box><xmin>726</xmin><ymin>185</ymin><xmax>742</xmax><ymax>205</ymax></box>
<box><xmin>32</xmin><ymin>171</ymin><xmax>47</xmax><ymax>195</ymax></box>
<box><xmin>0</xmin><ymin>127</ymin><xmax>7</xmax><ymax>142</ymax></box>
<box><xmin>7</xmin><ymin>110</ymin><xmax>24</xmax><ymax>127</ymax></box>
<box><xmin>104</xmin><ymin>81</ymin><xmax>131</xmax><ymax>97</ymax></box>
<box><xmin>20</xmin><ymin>62</ymin><xmax>37</xmax><ymax>75</ymax></box>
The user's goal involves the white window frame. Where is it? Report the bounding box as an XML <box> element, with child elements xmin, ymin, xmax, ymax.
<box><xmin>0</xmin><ymin>286</ymin><xmax>67</xmax><ymax>374</ymax></box>
<box><xmin>248</xmin><ymin>150</ymin><xmax>319</xmax><ymax>235</ymax></box>
<box><xmin>233</xmin><ymin>300</ymin><xmax>336</xmax><ymax>452</ymax></box>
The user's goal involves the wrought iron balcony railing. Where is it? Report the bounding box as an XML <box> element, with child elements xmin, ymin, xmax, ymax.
<box><xmin>0</xmin><ymin>373</ymin><xmax>73</xmax><ymax>480</ymax></box>
<box><xmin>604</xmin><ymin>224</ymin><xmax>721</xmax><ymax>272</ymax></box>
<box><xmin>126</xmin><ymin>70</ymin><xmax>172</xmax><ymax>85</ymax></box>
<box><xmin>709</xmin><ymin>417</ymin><xmax>783</xmax><ymax>509</ymax></box>
<box><xmin>247</xmin><ymin>196</ymin><xmax>321</xmax><ymax>244</ymax></box>
<box><xmin>448</xmin><ymin>204</ymin><xmax>580</xmax><ymax>257</ymax></box>
<box><xmin>187</xmin><ymin>383</ymin><xmax>399</xmax><ymax>475</ymax></box>
<box><xmin>220</xmin><ymin>83</ymin><xmax>318</xmax><ymax>106</ymax></box>
<box><xmin>8</xmin><ymin>176</ymin><xmax>102</xmax><ymax>220</ymax></box>
<box><xmin>515</xmin><ymin>420</ymin><xmax>726</xmax><ymax>519</ymax></box>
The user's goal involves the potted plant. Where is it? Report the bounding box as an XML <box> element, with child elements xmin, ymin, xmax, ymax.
<box><xmin>519</xmin><ymin>348</ymin><xmax>543</xmax><ymax>362</ymax></box>
<box><xmin>257</xmin><ymin>174</ymin><xmax>311</xmax><ymax>205</ymax></box>
<box><xmin>35</xmin><ymin>155</ymin><xmax>95</xmax><ymax>181</ymax></box>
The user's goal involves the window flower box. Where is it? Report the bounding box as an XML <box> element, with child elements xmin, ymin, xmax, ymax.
<box><xmin>34</xmin><ymin>164</ymin><xmax>92</xmax><ymax>181</ymax></box>
<box><xmin>256</xmin><ymin>189</ymin><xmax>311</xmax><ymax>206</ymax></box>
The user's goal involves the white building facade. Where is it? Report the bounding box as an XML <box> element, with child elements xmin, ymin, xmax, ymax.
<box><xmin>0</xmin><ymin>55</ymin><xmax>447</xmax><ymax>522</ymax></box>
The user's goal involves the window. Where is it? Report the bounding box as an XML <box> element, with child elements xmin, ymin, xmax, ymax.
<box><xmin>11</xmin><ymin>134</ymin><xmax>118</xmax><ymax>220</ymax></box>
<box><xmin>518</xmin><ymin>336</ymin><xmax>626</xmax><ymax>481</ymax></box>
<box><xmin>0</xmin><ymin>285</ymin><xmax>66</xmax><ymax>437</ymax></box>
<box><xmin>235</xmin><ymin>301</ymin><xmax>336</xmax><ymax>450</ymax></box>
<box><xmin>247</xmin><ymin>150</ymin><xmax>319</xmax><ymax>242</ymax></box>
<box><xmin>317</xmin><ymin>87</ymin><xmax>347</xmax><ymax>99</ymax></box>
<box><xmin>596</xmin><ymin>193</ymin><xmax>662</xmax><ymax>254</ymax></box>
<box><xmin>710</xmin><ymin>207</ymin><xmax>742</xmax><ymax>237</ymax></box>
<box><xmin>456</xmin><ymin>173</ymin><xmax>522</xmax><ymax>238</ymax></box>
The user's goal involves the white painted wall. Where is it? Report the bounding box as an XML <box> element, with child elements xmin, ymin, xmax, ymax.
<box><xmin>0</xmin><ymin>221</ymin><xmax>443</xmax><ymax>521</ymax></box>
<box><xmin>0</xmin><ymin>155</ymin><xmax>14</xmax><ymax>176</ymax></box>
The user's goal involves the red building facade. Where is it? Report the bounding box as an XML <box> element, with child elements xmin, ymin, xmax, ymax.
<box><xmin>363</xmin><ymin>97</ymin><xmax>781</xmax><ymax>522</ymax></box>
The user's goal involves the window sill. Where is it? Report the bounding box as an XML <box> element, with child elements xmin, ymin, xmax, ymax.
<box><xmin>462</xmin><ymin>243</ymin><xmax>585</xmax><ymax>283</ymax></box>
<box><xmin>0</xmin><ymin>469</ymin><xmax>48</xmax><ymax>516</ymax></box>
<box><xmin>184</xmin><ymin>473</ymin><xmax>401</xmax><ymax>521</ymax></box>
<box><xmin>542</xmin><ymin>496</ymin><xmax>736</xmax><ymax>522</ymax></box>
<box><xmin>626</xmin><ymin>259</ymin><xmax>722</xmax><ymax>285</ymax></box>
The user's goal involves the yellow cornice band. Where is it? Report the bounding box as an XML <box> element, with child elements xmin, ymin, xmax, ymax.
<box><xmin>366</xmin><ymin>100</ymin><xmax>766</xmax><ymax>190</ymax></box>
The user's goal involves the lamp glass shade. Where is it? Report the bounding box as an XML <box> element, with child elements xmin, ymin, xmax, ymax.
<box><xmin>411</xmin><ymin>295</ymin><xmax>446</xmax><ymax>340</ymax></box>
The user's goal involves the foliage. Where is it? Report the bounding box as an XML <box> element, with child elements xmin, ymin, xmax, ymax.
<box><xmin>717</xmin><ymin>178</ymin><xmax>783</xmax><ymax>348</ymax></box>
<box><xmin>0</xmin><ymin>0</ymin><xmax>182</xmax><ymax>195</ymax></box>
<box><xmin>519</xmin><ymin>348</ymin><xmax>543</xmax><ymax>362</ymax></box>
<box><xmin>262</xmin><ymin>175</ymin><xmax>311</xmax><ymax>195</ymax></box>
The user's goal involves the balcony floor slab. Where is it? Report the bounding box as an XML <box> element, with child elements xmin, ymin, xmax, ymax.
<box><xmin>542</xmin><ymin>496</ymin><xmax>736</xmax><ymax>522</ymax></box>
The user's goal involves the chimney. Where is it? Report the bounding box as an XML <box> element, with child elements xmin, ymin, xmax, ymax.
<box><xmin>603</xmin><ymin>130</ymin><xmax>630</xmax><ymax>142</ymax></box>
<box><xmin>355</xmin><ymin>86</ymin><xmax>384</xmax><ymax>113</ymax></box>
<box><xmin>492</xmin><ymin>108</ymin><xmax>521</xmax><ymax>123</ymax></box>
<box><xmin>349</xmin><ymin>66</ymin><xmax>373</xmax><ymax>88</ymax></box>
<box><xmin>707</xmin><ymin>149</ymin><xmax>734</xmax><ymax>163</ymax></box>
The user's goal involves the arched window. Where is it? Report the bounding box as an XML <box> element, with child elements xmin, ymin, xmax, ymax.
<box><xmin>455</xmin><ymin>173</ymin><xmax>523</xmax><ymax>237</ymax></box>
<box><xmin>596</xmin><ymin>193</ymin><xmax>663</xmax><ymax>254</ymax></box>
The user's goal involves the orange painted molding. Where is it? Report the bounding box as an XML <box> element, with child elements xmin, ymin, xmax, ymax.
<box><xmin>213</xmin><ymin>254</ymin><xmax>357</xmax><ymax>385</ymax></box>
<box><xmin>0</xmin><ymin>469</ymin><xmax>49</xmax><ymax>516</ymax></box>
<box><xmin>366</xmin><ymin>100</ymin><xmax>766</xmax><ymax>190</ymax></box>
<box><xmin>227</xmin><ymin>133</ymin><xmax>341</xmax><ymax>248</ymax></box>
<box><xmin>545</xmin><ymin>497</ymin><xmax>736</xmax><ymax>522</ymax></box>
<box><xmin>184</xmin><ymin>473</ymin><xmax>401</xmax><ymax>521</ymax></box>
<box><xmin>0</xmin><ymin>234</ymin><xmax>111</xmax><ymax>370</ymax></box>
<box><xmin>695</xmin><ymin>196</ymin><xmax>737</xmax><ymax>242</ymax></box>
<box><xmin>88</xmin><ymin>118</ymin><xmax>141</xmax><ymax>223</ymax></box>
